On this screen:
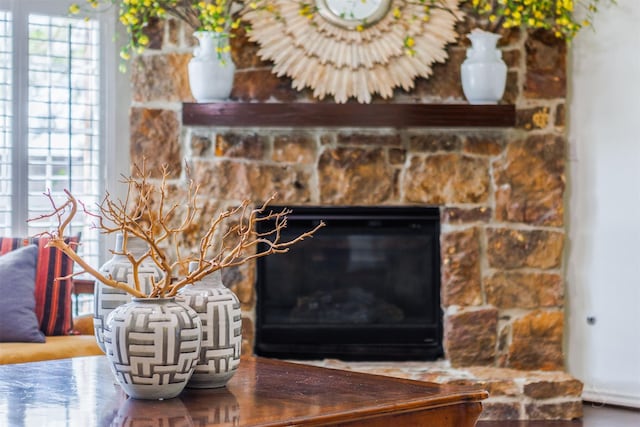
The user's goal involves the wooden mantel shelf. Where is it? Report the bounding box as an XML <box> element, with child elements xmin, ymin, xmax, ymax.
<box><xmin>182</xmin><ymin>102</ymin><xmax>515</xmax><ymax>128</ymax></box>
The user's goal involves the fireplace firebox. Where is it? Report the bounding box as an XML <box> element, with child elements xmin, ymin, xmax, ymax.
<box><xmin>255</xmin><ymin>206</ymin><xmax>442</xmax><ymax>360</ymax></box>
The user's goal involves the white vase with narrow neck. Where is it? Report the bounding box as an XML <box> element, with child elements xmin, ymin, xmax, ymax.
<box><xmin>188</xmin><ymin>31</ymin><xmax>235</xmax><ymax>102</ymax></box>
<box><xmin>460</xmin><ymin>29</ymin><xmax>507</xmax><ymax>105</ymax></box>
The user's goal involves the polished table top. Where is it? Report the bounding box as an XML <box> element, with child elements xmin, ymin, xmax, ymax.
<box><xmin>0</xmin><ymin>356</ymin><xmax>487</xmax><ymax>426</ymax></box>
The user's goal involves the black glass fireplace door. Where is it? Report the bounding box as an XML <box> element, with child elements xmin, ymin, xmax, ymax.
<box><xmin>255</xmin><ymin>206</ymin><xmax>443</xmax><ymax>360</ymax></box>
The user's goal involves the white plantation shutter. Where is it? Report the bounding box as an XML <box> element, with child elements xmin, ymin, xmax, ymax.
<box><xmin>24</xmin><ymin>13</ymin><xmax>101</xmax><ymax>266</ymax></box>
<box><xmin>0</xmin><ymin>10</ymin><xmax>11</xmax><ymax>233</ymax></box>
<box><xmin>0</xmin><ymin>0</ymin><xmax>121</xmax><ymax>269</ymax></box>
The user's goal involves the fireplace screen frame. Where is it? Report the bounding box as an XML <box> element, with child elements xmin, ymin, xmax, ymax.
<box><xmin>254</xmin><ymin>206</ymin><xmax>443</xmax><ymax>361</ymax></box>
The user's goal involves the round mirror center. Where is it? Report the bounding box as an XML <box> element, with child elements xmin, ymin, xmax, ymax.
<box><xmin>325</xmin><ymin>0</ymin><xmax>384</xmax><ymax>21</ymax></box>
<box><xmin>316</xmin><ymin>0</ymin><xmax>391</xmax><ymax>29</ymax></box>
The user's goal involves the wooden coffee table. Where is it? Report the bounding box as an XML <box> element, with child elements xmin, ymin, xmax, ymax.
<box><xmin>0</xmin><ymin>356</ymin><xmax>487</xmax><ymax>426</ymax></box>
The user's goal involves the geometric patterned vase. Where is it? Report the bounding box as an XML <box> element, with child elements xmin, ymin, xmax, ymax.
<box><xmin>103</xmin><ymin>297</ymin><xmax>202</xmax><ymax>400</ymax></box>
<box><xmin>93</xmin><ymin>234</ymin><xmax>164</xmax><ymax>353</ymax></box>
<box><xmin>178</xmin><ymin>262</ymin><xmax>242</xmax><ymax>388</ymax></box>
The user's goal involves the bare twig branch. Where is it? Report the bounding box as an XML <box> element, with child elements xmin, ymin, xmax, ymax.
<box><xmin>29</xmin><ymin>163</ymin><xmax>325</xmax><ymax>299</ymax></box>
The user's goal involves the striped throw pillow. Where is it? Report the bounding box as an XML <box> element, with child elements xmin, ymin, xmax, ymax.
<box><xmin>0</xmin><ymin>236</ymin><xmax>79</xmax><ymax>336</ymax></box>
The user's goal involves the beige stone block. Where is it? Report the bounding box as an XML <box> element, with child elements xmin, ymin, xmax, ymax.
<box><xmin>388</xmin><ymin>148</ymin><xmax>406</xmax><ymax>165</ymax></box>
<box><xmin>143</xmin><ymin>18</ymin><xmax>165</xmax><ymax>50</ymax></box>
<box><xmin>462</xmin><ymin>134</ymin><xmax>505</xmax><ymax>156</ymax></box>
<box><xmin>526</xmin><ymin>401</ymin><xmax>582</xmax><ymax>420</ymax></box>
<box><xmin>493</xmin><ymin>134</ymin><xmax>565</xmax><ymax>226</ymax></box>
<box><xmin>487</xmin><ymin>228</ymin><xmax>564</xmax><ymax>270</ymax></box>
<box><xmin>131</xmin><ymin>53</ymin><xmax>193</xmax><ymax>103</ymax></box>
<box><xmin>467</xmin><ymin>366</ymin><xmax>528</xmax><ymax>381</ymax></box>
<box><xmin>478</xmin><ymin>401</ymin><xmax>522</xmax><ymax>420</ymax></box>
<box><xmin>441</xmin><ymin>228</ymin><xmax>482</xmax><ymax>307</ymax></box>
<box><xmin>230</xmin><ymin>28</ymin><xmax>273</xmax><ymax>70</ymax></box>
<box><xmin>318</xmin><ymin>147</ymin><xmax>394</xmax><ymax>204</ymax></box>
<box><xmin>167</xmin><ymin>19</ymin><xmax>179</xmax><ymax>47</ymax></box>
<box><xmin>442</xmin><ymin>207</ymin><xmax>492</xmax><ymax>225</ymax></box>
<box><xmin>484</xmin><ymin>380</ymin><xmax>521</xmax><ymax>397</ymax></box>
<box><xmin>485</xmin><ymin>272</ymin><xmax>563</xmax><ymax>309</ymax></box>
<box><xmin>503</xmin><ymin>71</ymin><xmax>520</xmax><ymax>104</ymax></box>
<box><xmin>130</xmin><ymin>108</ymin><xmax>182</xmax><ymax>178</ymax></box>
<box><xmin>502</xmin><ymin>49</ymin><xmax>521</xmax><ymax>69</ymax></box>
<box><xmin>190</xmin><ymin>134</ymin><xmax>212</xmax><ymax>157</ymax></box>
<box><xmin>273</xmin><ymin>134</ymin><xmax>316</xmax><ymax>164</ymax></box>
<box><xmin>336</xmin><ymin>133</ymin><xmax>401</xmax><ymax>147</ymax></box>
<box><xmin>215</xmin><ymin>133</ymin><xmax>266</xmax><ymax>160</ymax></box>
<box><xmin>524</xmin><ymin>29</ymin><xmax>567</xmax><ymax>99</ymax></box>
<box><xmin>408</xmin><ymin>133</ymin><xmax>462</xmax><ymax>152</ymax></box>
<box><xmin>403</xmin><ymin>154</ymin><xmax>490</xmax><ymax>204</ymax></box>
<box><xmin>412</xmin><ymin>48</ymin><xmax>466</xmax><ymax>100</ymax></box>
<box><xmin>523</xmin><ymin>379</ymin><xmax>583</xmax><ymax>399</ymax></box>
<box><xmin>507</xmin><ymin>310</ymin><xmax>564</xmax><ymax>371</ymax></box>
<box><xmin>192</xmin><ymin>160</ymin><xmax>312</xmax><ymax>203</ymax></box>
<box><xmin>232</xmin><ymin>69</ymin><xmax>308</xmax><ymax>102</ymax></box>
<box><xmin>444</xmin><ymin>308</ymin><xmax>498</xmax><ymax>367</ymax></box>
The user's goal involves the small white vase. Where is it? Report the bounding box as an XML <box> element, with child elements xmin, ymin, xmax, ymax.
<box><xmin>93</xmin><ymin>234</ymin><xmax>164</xmax><ymax>353</ymax></box>
<box><xmin>460</xmin><ymin>29</ymin><xmax>507</xmax><ymax>105</ymax></box>
<box><xmin>188</xmin><ymin>31</ymin><xmax>236</xmax><ymax>102</ymax></box>
<box><xmin>178</xmin><ymin>261</ymin><xmax>242</xmax><ymax>389</ymax></box>
<box><xmin>104</xmin><ymin>297</ymin><xmax>202</xmax><ymax>400</ymax></box>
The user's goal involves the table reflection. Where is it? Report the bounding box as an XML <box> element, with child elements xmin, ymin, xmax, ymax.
<box><xmin>181</xmin><ymin>388</ymin><xmax>240</xmax><ymax>427</ymax></box>
<box><xmin>0</xmin><ymin>357</ymin><xmax>241</xmax><ymax>427</ymax></box>
<box><xmin>111</xmin><ymin>398</ymin><xmax>193</xmax><ymax>427</ymax></box>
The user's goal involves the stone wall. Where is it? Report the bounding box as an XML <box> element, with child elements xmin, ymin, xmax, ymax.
<box><xmin>129</xmin><ymin>18</ymin><xmax>567</xmax><ymax>372</ymax></box>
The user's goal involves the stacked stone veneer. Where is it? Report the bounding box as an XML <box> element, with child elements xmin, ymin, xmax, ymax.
<box><xmin>128</xmin><ymin>16</ymin><xmax>577</xmax><ymax>420</ymax></box>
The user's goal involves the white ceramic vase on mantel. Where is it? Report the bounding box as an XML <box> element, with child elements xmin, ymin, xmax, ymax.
<box><xmin>188</xmin><ymin>31</ymin><xmax>236</xmax><ymax>102</ymax></box>
<box><xmin>460</xmin><ymin>29</ymin><xmax>507</xmax><ymax>105</ymax></box>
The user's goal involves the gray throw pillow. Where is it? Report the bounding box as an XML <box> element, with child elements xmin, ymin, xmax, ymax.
<box><xmin>0</xmin><ymin>244</ymin><xmax>46</xmax><ymax>342</ymax></box>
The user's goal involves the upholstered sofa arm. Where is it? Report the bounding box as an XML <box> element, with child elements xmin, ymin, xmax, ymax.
<box><xmin>0</xmin><ymin>335</ymin><xmax>103</xmax><ymax>365</ymax></box>
<box><xmin>73</xmin><ymin>314</ymin><xmax>95</xmax><ymax>336</ymax></box>
<box><xmin>0</xmin><ymin>315</ymin><xmax>102</xmax><ymax>365</ymax></box>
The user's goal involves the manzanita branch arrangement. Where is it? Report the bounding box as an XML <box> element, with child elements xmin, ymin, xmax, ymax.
<box><xmin>29</xmin><ymin>163</ymin><xmax>324</xmax><ymax>298</ymax></box>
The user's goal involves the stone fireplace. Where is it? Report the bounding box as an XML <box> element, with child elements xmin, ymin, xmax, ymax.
<box><xmin>128</xmin><ymin>18</ymin><xmax>578</xmax><ymax>421</ymax></box>
<box><xmin>179</xmin><ymin>126</ymin><xmax>566</xmax><ymax>372</ymax></box>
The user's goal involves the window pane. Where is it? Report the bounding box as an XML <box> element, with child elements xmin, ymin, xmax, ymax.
<box><xmin>26</xmin><ymin>14</ymin><xmax>101</xmax><ymax>268</ymax></box>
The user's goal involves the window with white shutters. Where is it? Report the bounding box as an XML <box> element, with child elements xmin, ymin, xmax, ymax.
<box><xmin>0</xmin><ymin>1</ymin><xmax>119</xmax><ymax>270</ymax></box>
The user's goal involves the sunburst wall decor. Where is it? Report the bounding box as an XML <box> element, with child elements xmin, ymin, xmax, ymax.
<box><xmin>243</xmin><ymin>0</ymin><xmax>461</xmax><ymax>103</ymax></box>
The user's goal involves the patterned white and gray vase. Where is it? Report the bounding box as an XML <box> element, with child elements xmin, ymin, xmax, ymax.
<box><xmin>178</xmin><ymin>261</ymin><xmax>242</xmax><ymax>388</ymax></box>
<box><xmin>104</xmin><ymin>297</ymin><xmax>202</xmax><ymax>400</ymax></box>
<box><xmin>93</xmin><ymin>234</ymin><xmax>164</xmax><ymax>352</ymax></box>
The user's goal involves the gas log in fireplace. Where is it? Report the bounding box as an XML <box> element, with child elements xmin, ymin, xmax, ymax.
<box><xmin>255</xmin><ymin>206</ymin><xmax>442</xmax><ymax>360</ymax></box>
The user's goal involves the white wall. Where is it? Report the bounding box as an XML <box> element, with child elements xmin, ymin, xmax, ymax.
<box><xmin>101</xmin><ymin>11</ymin><xmax>131</xmax><ymax>263</ymax></box>
<box><xmin>567</xmin><ymin>0</ymin><xmax>640</xmax><ymax>407</ymax></box>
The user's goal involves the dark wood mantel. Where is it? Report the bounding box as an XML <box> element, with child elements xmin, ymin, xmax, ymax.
<box><xmin>182</xmin><ymin>102</ymin><xmax>516</xmax><ymax>128</ymax></box>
